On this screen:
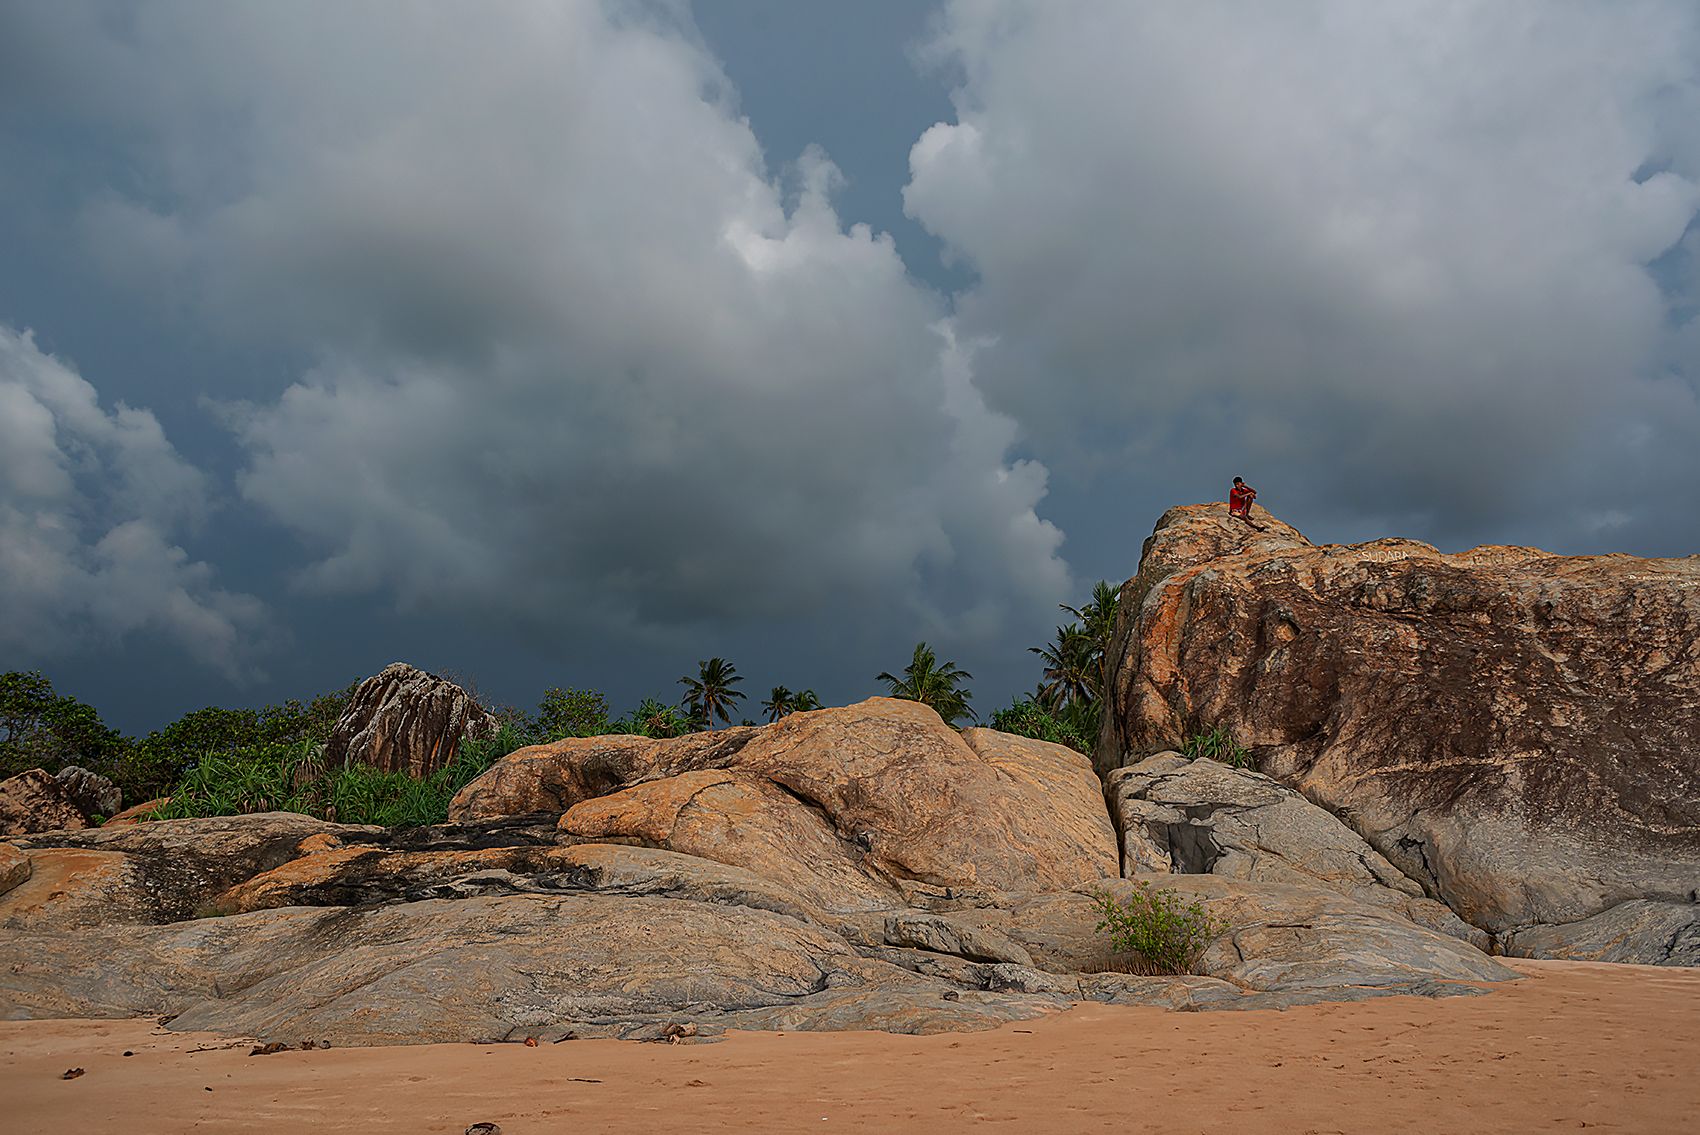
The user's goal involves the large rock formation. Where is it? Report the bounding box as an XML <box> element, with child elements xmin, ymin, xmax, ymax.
<box><xmin>0</xmin><ymin>697</ymin><xmax>1522</xmax><ymax>1043</ymax></box>
<box><xmin>325</xmin><ymin>662</ymin><xmax>496</xmax><ymax>777</ymax></box>
<box><xmin>454</xmin><ymin>698</ymin><xmax>1123</xmax><ymax>899</ymax></box>
<box><xmin>1098</xmin><ymin>503</ymin><xmax>1700</xmax><ymax>960</ymax></box>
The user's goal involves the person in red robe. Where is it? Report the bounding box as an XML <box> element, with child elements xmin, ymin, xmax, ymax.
<box><xmin>1228</xmin><ymin>477</ymin><xmax>1262</xmax><ymax>529</ymax></box>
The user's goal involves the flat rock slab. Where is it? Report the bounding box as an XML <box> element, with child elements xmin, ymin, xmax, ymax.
<box><xmin>1500</xmin><ymin>899</ymin><xmax>1700</xmax><ymax>966</ymax></box>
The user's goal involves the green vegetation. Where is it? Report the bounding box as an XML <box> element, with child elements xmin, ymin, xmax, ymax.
<box><xmin>989</xmin><ymin>700</ymin><xmax>1093</xmax><ymax>753</ymax></box>
<box><xmin>1180</xmin><ymin>725</ymin><xmax>1252</xmax><ymax>769</ymax></box>
<box><xmin>1091</xmin><ymin>882</ymin><xmax>1228</xmax><ymax>976</ymax></box>
<box><xmin>152</xmin><ymin>723</ymin><xmax>526</xmax><ymax>827</ymax></box>
<box><xmin>877</xmin><ymin>642</ymin><xmax>975</xmax><ymax>726</ymax></box>
<box><xmin>761</xmin><ymin>686</ymin><xmax>823</xmax><ymax>723</ymax></box>
<box><xmin>533</xmin><ymin>686</ymin><xmax>612</xmax><ymax>740</ymax></box>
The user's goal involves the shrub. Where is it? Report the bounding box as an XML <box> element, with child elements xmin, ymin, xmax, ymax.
<box><xmin>1180</xmin><ymin>725</ymin><xmax>1251</xmax><ymax>769</ymax></box>
<box><xmin>990</xmin><ymin>699</ymin><xmax>1092</xmax><ymax>754</ymax></box>
<box><xmin>610</xmin><ymin>697</ymin><xmax>694</xmax><ymax>738</ymax></box>
<box><xmin>533</xmin><ymin>687</ymin><xmax>611</xmax><ymax>740</ymax></box>
<box><xmin>153</xmin><ymin>721</ymin><xmax>524</xmax><ymax>828</ymax></box>
<box><xmin>1091</xmin><ymin>882</ymin><xmax>1228</xmax><ymax>976</ymax></box>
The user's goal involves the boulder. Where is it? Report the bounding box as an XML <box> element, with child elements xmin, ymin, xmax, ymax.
<box><xmin>53</xmin><ymin>766</ymin><xmax>121</xmax><ymax>819</ymax></box>
<box><xmin>1108</xmin><ymin>753</ymin><xmax>1483</xmax><ymax>945</ymax></box>
<box><xmin>325</xmin><ymin>662</ymin><xmax>496</xmax><ymax>778</ymax></box>
<box><xmin>0</xmin><ymin>769</ymin><xmax>92</xmax><ymax>837</ymax></box>
<box><xmin>456</xmin><ymin>698</ymin><xmax>1121</xmax><ymax>896</ymax></box>
<box><xmin>1099</xmin><ymin>503</ymin><xmax>1700</xmax><ymax>954</ymax></box>
<box><xmin>1498</xmin><ymin>899</ymin><xmax>1700</xmax><ymax>966</ymax></box>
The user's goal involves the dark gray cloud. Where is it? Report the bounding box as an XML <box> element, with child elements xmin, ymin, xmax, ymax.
<box><xmin>0</xmin><ymin>2</ymin><xmax>1069</xmax><ymax>718</ymax></box>
<box><xmin>907</xmin><ymin>1</ymin><xmax>1700</xmax><ymax>553</ymax></box>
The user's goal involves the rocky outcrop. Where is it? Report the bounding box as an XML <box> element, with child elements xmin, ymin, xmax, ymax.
<box><xmin>0</xmin><ymin>693</ymin><xmax>1534</xmax><ymax>1043</ymax></box>
<box><xmin>0</xmin><ymin>769</ymin><xmax>93</xmax><ymax>837</ymax></box>
<box><xmin>53</xmin><ymin>766</ymin><xmax>121</xmax><ymax>819</ymax></box>
<box><xmin>456</xmin><ymin>698</ymin><xmax>1122</xmax><ymax>896</ymax></box>
<box><xmin>1109</xmin><ymin>753</ymin><xmax>1483</xmax><ymax>945</ymax></box>
<box><xmin>325</xmin><ymin>662</ymin><xmax>495</xmax><ymax>778</ymax></box>
<box><xmin>1098</xmin><ymin>503</ymin><xmax>1700</xmax><ymax>958</ymax></box>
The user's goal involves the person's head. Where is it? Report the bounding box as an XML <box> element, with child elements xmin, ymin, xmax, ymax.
<box><xmin>1233</xmin><ymin>477</ymin><xmax>1243</xmax><ymax>485</ymax></box>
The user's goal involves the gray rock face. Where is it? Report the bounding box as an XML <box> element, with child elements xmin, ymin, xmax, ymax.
<box><xmin>53</xmin><ymin>766</ymin><xmax>121</xmax><ymax>819</ymax></box>
<box><xmin>326</xmin><ymin>662</ymin><xmax>496</xmax><ymax>778</ymax></box>
<box><xmin>0</xmin><ymin>769</ymin><xmax>92</xmax><ymax>837</ymax></box>
<box><xmin>1499</xmin><ymin>899</ymin><xmax>1700</xmax><ymax>966</ymax></box>
<box><xmin>1098</xmin><ymin>503</ymin><xmax>1700</xmax><ymax>959</ymax></box>
<box><xmin>1108</xmin><ymin>753</ymin><xmax>1483</xmax><ymax>946</ymax></box>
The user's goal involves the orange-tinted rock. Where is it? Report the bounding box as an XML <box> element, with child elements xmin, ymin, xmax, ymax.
<box><xmin>457</xmin><ymin>698</ymin><xmax>1119</xmax><ymax>897</ymax></box>
<box><xmin>325</xmin><ymin>662</ymin><xmax>496</xmax><ymax>777</ymax></box>
<box><xmin>561</xmin><ymin>770</ymin><xmax>901</xmax><ymax>912</ymax></box>
<box><xmin>102</xmin><ymin>798</ymin><xmax>167</xmax><ymax>828</ymax></box>
<box><xmin>0</xmin><ymin>848</ymin><xmax>155</xmax><ymax>930</ymax></box>
<box><xmin>211</xmin><ymin>844</ymin><xmax>587</xmax><ymax>914</ymax></box>
<box><xmin>1099</xmin><ymin>503</ymin><xmax>1700</xmax><ymax>951</ymax></box>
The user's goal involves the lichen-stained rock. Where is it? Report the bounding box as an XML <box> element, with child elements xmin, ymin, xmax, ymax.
<box><xmin>325</xmin><ymin>662</ymin><xmax>496</xmax><ymax>778</ymax></box>
<box><xmin>209</xmin><ymin>844</ymin><xmax>590</xmax><ymax>915</ymax></box>
<box><xmin>457</xmin><ymin>698</ymin><xmax>1119</xmax><ymax>895</ymax></box>
<box><xmin>0</xmin><ymin>842</ymin><xmax>31</xmax><ymax>896</ymax></box>
<box><xmin>1108</xmin><ymin>753</ymin><xmax>1483</xmax><ymax>945</ymax></box>
<box><xmin>0</xmin><ymin>769</ymin><xmax>92</xmax><ymax>837</ymax></box>
<box><xmin>1098</xmin><ymin>503</ymin><xmax>1700</xmax><ymax>950</ymax></box>
<box><xmin>560</xmin><ymin>770</ymin><xmax>903</xmax><ymax>912</ymax></box>
<box><xmin>4</xmin><ymin>813</ymin><xmax>378</xmax><ymax>927</ymax></box>
<box><xmin>52</xmin><ymin>766</ymin><xmax>121</xmax><ymax>819</ymax></box>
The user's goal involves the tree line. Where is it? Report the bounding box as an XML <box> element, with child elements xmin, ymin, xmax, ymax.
<box><xmin>0</xmin><ymin>580</ymin><xmax>1121</xmax><ymax>811</ymax></box>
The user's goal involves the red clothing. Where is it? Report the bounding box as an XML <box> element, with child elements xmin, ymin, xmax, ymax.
<box><xmin>1229</xmin><ymin>484</ymin><xmax>1255</xmax><ymax>513</ymax></box>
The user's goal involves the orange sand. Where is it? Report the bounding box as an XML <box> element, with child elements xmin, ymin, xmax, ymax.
<box><xmin>4</xmin><ymin>960</ymin><xmax>1695</xmax><ymax>1134</ymax></box>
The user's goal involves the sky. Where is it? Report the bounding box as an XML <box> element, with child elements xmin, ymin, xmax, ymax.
<box><xmin>2</xmin><ymin>1</ymin><xmax>1698</xmax><ymax>734</ymax></box>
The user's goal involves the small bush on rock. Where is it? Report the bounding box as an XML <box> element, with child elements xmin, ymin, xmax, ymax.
<box><xmin>1092</xmin><ymin>883</ymin><xmax>1228</xmax><ymax>976</ymax></box>
<box><xmin>990</xmin><ymin>699</ymin><xmax>1092</xmax><ymax>754</ymax></box>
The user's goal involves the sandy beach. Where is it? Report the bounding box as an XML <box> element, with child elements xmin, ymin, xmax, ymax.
<box><xmin>4</xmin><ymin>959</ymin><xmax>1696</xmax><ymax>1134</ymax></box>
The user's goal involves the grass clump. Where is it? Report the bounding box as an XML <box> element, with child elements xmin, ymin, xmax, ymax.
<box><xmin>153</xmin><ymin>723</ymin><xmax>526</xmax><ymax>828</ymax></box>
<box><xmin>1180</xmin><ymin>725</ymin><xmax>1251</xmax><ymax>769</ymax></box>
<box><xmin>1091</xmin><ymin>882</ymin><xmax>1229</xmax><ymax>976</ymax></box>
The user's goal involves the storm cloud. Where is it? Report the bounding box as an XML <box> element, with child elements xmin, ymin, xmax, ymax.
<box><xmin>908</xmin><ymin>1</ymin><xmax>1700</xmax><ymax>550</ymax></box>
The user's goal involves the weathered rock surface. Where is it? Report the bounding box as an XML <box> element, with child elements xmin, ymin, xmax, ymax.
<box><xmin>0</xmin><ymin>842</ymin><xmax>29</xmax><ymax>896</ymax></box>
<box><xmin>53</xmin><ymin>766</ymin><xmax>121</xmax><ymax>819</ymax></box>
<box><xmin>1499</xmin><ymin>899</ymin><xmax>1700</xmax><ymax>966</ymax></box>
<box><xmin>1109</xmin><ymin>753</ymin><xmax>1483</xmax><ymax>946</ymax></box>
<box><xmin>325</xmin><ymin>662</ymin><xmax>495</xmax><ymax>778</ymax></box>
<box><xmin>0</xmin><ymin>769</ymin><xmax>93</xmax><ymax>837</ymax></box>
<box><xmin>456</xmin><ymin>698</ymin><xmax>1121</xmax><ymax>896</ymax></box>
<box><xmin>925</xmin><ymin>877</ymin><xmax>1516</xmax><ymax>993</ymax></box>
<box><xmin>3</xmin><ymin>813</ymin><xmax>378</xmax><ymax>926</ymax></box>
<box><xmin>1099</xmin><ymin>503</ymin><xmax>1700</xmax><ymax>955</ymax></box>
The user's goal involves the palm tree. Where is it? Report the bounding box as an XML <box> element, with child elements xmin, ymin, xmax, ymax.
<box><xmin>678</xmin><ymin>657</ymin><xmax>746</xmax><ymax>730</ymax></box>
<box><xmin>789</xmin><ymin>688</ymin><xmax>823</xmax><ymax>713</ymax></box>
<box><xmin>762</xmin><ymin>686</ymin><xmax>793</xmax><ymax>724</ymax></box>
<box><xmin>877</xmin><ymin>642</ymin><xmax>976</xmax><ymax>726</ymax></box>
<box><xmin>1029</xmin><ymin>622</ymin><xmax>1096</xmax><ymax>711</ymax></box>
<box><xmin>1062</xmin><ymin>580</ymin><xmax>1121</xmax><ymax>698</ymax></box>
